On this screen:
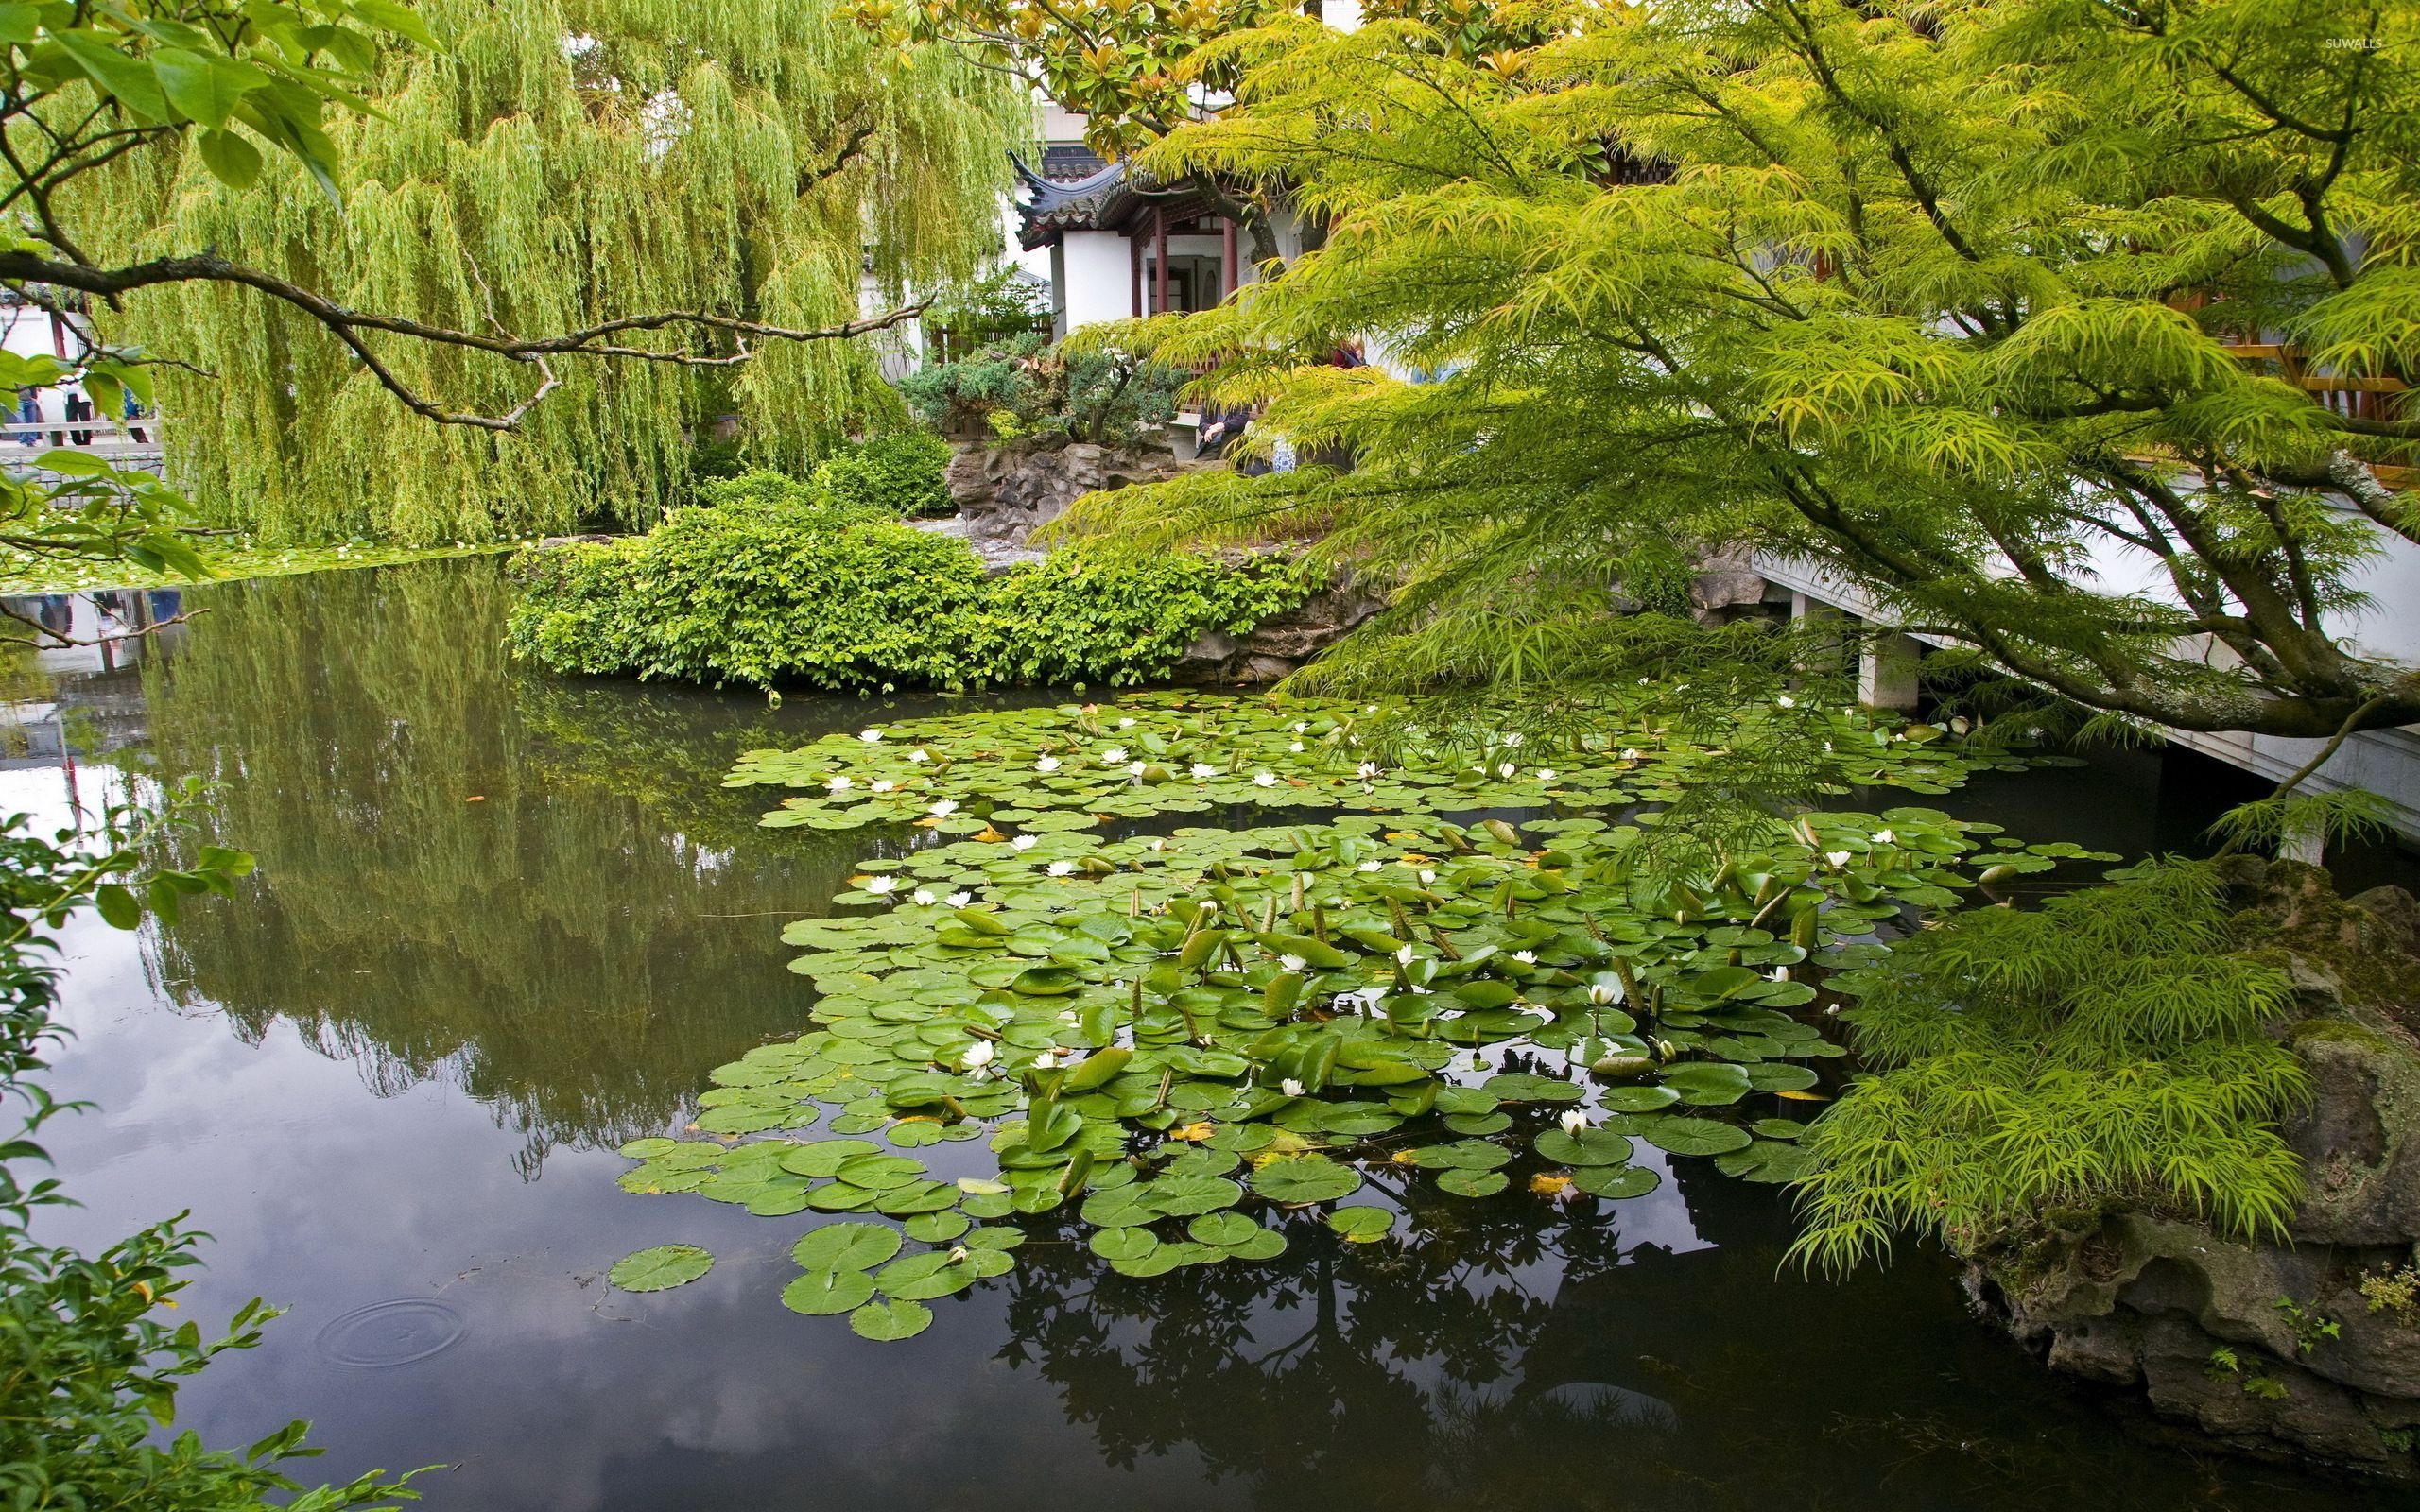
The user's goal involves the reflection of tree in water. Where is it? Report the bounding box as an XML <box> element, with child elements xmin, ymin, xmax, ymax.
<box><xmin>130</xmin><ymin>559</ymin><xmax>856</xmax><ymax>1171</ymax></box>
<box><xmin>996</xmin><ymin>1160</ymin><xmax>2317</xmax><ymax>1512</ymax></box>
<box><xmin>998</xmin><ymin>1177</ymin><xmax>1643</xmax><ymax>1507</ymax></box>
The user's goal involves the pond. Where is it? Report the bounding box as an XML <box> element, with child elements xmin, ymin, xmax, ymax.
<box><xmin>15</xmin><ymin>558</ymin><xmax>2407</xmax><ymax>1512</ymax></box>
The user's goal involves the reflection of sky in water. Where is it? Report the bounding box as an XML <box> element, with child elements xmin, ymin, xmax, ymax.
<box><xmin>12</xmin><ymin>563</ymin><xmax>2408</xmax><ymax>1512</ymax></box>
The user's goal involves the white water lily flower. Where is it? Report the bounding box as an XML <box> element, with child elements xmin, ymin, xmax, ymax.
<box><xmin>1046</xmin><ymin>859</ymin><xmax>1076</xmax><ymax>877</ymax></box>
<box><xmin>1253</xmin><ymin>772</ymin><xmax>1278</xmax><ymax>788</ymax></box>
<box><xmin>908</xmin><ymin>748</ymin><xmax>931</xmax><ymax>764</ymax></box>
<box><xmin>1536</xmin><ymin>768</ymin><xmax>1557</xmax><ymax>782</ymax></box>
<box><xmin>1127</xmin><ymin>761</ymin><xmax>1148</xmax><ymax>776</ymax></box>
<box><xmin>859</xmin><ymin>729</ymin><xmax>884</xmax><ymax>743</ymax></box>
<box><xmin>1512</xmin><ymin>950</ymin><xmax>1537</xmax><ymax>965</ymax></box>
<box><xmin>1504</xmin><ymin>732</ymin><xmax>1524</xmax><ymax>747</ymax></box>
<box><xmin>1559</xmin><ymin>1109</ymin><xmax>1588</xmax><ymax>1137</ymax></box>
<box><xmin>1776</xmin><ymin>695</ymin><xmax>1796</xmax><ymax>709</ymax></box>
<box><xmin>1620</xmin><ymin>747</ymin><xmax>1642</xmax><ymax>761</ymax></box>
<box><xmin>948</xmin><ymin>1245</ymin><xmax>971</xmax><ymax>1263</ymax></box>
<box><xmin>1102</xmin><ymin>747</ymin><xmax>1128</xmax><ymax>765</ymax></box>
<box><xmin>960</xmin><ymin>1040</ymin><xmax>994</xmax><ymax>1071</ymax></box>
<box><xmin>1772</xmin><ymin>966</ymin><xmax>1792</xmax><ymax>983</ymax></box>
<box><xmin>1011</xmin><ymin>835</ymin><xmax>1039</xmax><ymax>850</ymax></box>
<box><xmin>1873</xmin><ymin>828</ymin><xmax>1896</xmax><ymax>845</ymax></box>
<box><xmin>1190</xmin><ymin>763</ymin><xmax>1218</xmax><ymax>780</ymax></box>
<box><xmin>1057</xmin><ymin>1009</ymin><xmax>1080</xmax><ymax>1024</ymax></box>
<box><xmin>1280</xmin><ymin>1078</ymin><xmax>1306</xmax><ymax>1097</ymax></box>
<box><xmin>1498</xmin><ymin>762</ymin><xmax>1516</xmax><ymax>778</ymax></box>
<box><xmin>1147</xmin><ymin>837</ymin><xmax>1167</xmax><ymax>851</ymax></box>
<box><xmin>862</xmin><ymin>875</ymin><xmax>898</xmax><ymax>894</ymax></box>
<box><xmin>1035</xmin><ymin>755</ymin><xmax>1062</xmax><ymax>773</ymax></box>
<box><xmin>1357</xmin><ymin>860</ymin><xmax>1382</xmax><ymax>872</ymax></box>
<box><xmin>1293</xmin><ymin>721</ymin><xmax>1309</xmax><ymax>732</ymax></box>
<box><xmin>1279</xmin><ymin>954</ymin><xmax>1307</xmax><ymax>972</ymax></box>
<box><xmin>1951</xmin><ymin>716</ymin><xmax>1972</xmax><ymax>735</ymax></box>
<box><xmin>1416</xmin><ymin>868</ymin><xmax>1436</xmax><ymax>885</ymax></box>
<box><xmin>911</xmin><ymin>888</ymin><xmax>936</xmax><ymax>906</ymax></box>
<box><xmin>1365</xmin><ymin>704</ymin><xmax>1378</xmax><ymax>713</ymax></box>
<box><xmin>1395</xmin><ymin>945</ymin><xmax>1416</xmax><ymax>965</ymax></box>
<box><xmin>1031</xmin><ymin>1051</ymin><xmax>1060</xmax><ymax>1070</ymax></box>
<box><xmin>945</xmin><ymin>891</ymin><xmax>972</xmax><ymax>907</ymax></box>
<box><xmin>871</xmin><ymin>780</ymin><xmax>895</xmax><ymax>793</ymax></box>
<box><xmin>1586</xmin><ymin>980</ymin><xmax>1625</xmax><ymax>1006</ymax></box>
<box><xmin>1118</xmin><ymin>716</ymin><xmax>1137</xmax><ymax>729</ymax></box>
<box><xmin>825</xmin><ymin>775</ymin><xmax>852</xmax><ymax>793</ymax></box>
<box><xmin>1288</xmin><ymin>741</ymin><xmax>1305</xmax><ymax>752</ymax></box>
<box><xmin>928</xmin><ymin>799</ymin><xmax>959</xmax><ymax>818</ymax></box>
<box><xmin>1824</xmin><ymin>850</ymin><xmax>1854</xmax><ymax>868</ymax></box>
<box><xmin>1357</xmin><ymin>762</ymin><xmax>1380</xmax><ymax>779</ymax></box>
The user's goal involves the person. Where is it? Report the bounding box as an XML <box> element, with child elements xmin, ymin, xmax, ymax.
<box><xmin>122</xmin><ymin>392</ymin><xmax>147</xmax><ymax>444</ymax></box>
<box><xmin>13</xmin><ymin>389</ymin><xmax>37</xmax><ymax>446</ymax></box>
<box><xmin>1196</xmin><ymin>401</ymin><xmax>1253</xmax><ymax>460</ymax></box>
<box><xmin>62</xmin><ymin>387</ymin><xmax>92</xmax><ymax>447</ymax></box>
<box><xmin>1326</xmin><ymin>338</ymin><xmax>1367</xmax><ymax>369</ymax></box>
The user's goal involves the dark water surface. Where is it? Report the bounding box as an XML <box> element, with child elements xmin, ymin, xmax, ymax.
<box><xmin>14</xmin><ymin>560</ymin><xmax>2404</xmax><ymax>1512</ymax></box>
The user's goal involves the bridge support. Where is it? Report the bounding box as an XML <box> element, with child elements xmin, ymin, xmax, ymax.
<box><xmin>1858</xmin><ymin>631</ymin><xmax>1923</xmax><ymax>712</ymax></box>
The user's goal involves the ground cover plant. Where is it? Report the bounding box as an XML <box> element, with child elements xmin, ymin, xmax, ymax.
<box><xmin>505</xmin><ymin>511</ymin><xmax>1316</xmax><ymax>692</ymax></box>
<box><xmin>606</xmin><ymin>690</ymin><xmax>2110</xmax><ymax>1339</ymax></box>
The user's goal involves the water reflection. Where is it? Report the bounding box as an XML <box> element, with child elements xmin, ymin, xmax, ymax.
<box><xmin>118</xmin><ymin>561</ymin><xmax>857</xmax><ymax>1172</ymax></box>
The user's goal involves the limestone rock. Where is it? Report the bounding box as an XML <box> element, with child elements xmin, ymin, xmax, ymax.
<box><xmin>1168</xmin><ymin>576</ymin><xmax>1387</xmax><ymax>686</ymax></box>
<box><xmin>945</xmin><ymin>440</ymin><xmax>1200</xmax><ymax>549</ymax></box>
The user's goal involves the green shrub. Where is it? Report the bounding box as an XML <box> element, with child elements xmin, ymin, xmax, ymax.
<box><xmin>812</xmin><ymin>431</ymin><xmax>954</xmax><ymax>518</ymax></box>
<box><xmin>507</xmin><ymin>508</ymin><xmax>1316</xmax><ymax>692</ymax></box>
<box><xmin>1789</xmin><ymin>863</ymin><xmax>2310</xmax><ymax>1274</ymax></box>
<box><xmin>899</xmin><ymin>334</ymin><xmax>1185</xmax><ymax>447</ymax></box>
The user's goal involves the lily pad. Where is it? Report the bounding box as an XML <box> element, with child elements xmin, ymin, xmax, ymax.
<box><xmin>849</xmin><ymin>1297</ymin><xmax>934</xmax><ymax>1341</ymax></box>
<box><xmin>790</xmin><ymin>1223</ymin><xmax>903</xmax><ymax>1271</ymax></box>
<box><xmin>609</xmin><ymin>1244</ymin><xmax>714</xmax><ymax>1294</ymax></box>
<box><xmin>782</xmin><ymin>1267</ymin><xmax>876</xmax><ymax>1315</ymax></box>
<box><xmin>1252</xmin><ymin>1156</ymin><xmax>1364</xmax><ymax>1204</ymax></box>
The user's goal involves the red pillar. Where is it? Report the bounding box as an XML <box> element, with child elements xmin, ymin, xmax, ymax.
<box><xmin>1129</xmin><ymin>232</ymin><xmax>1142</xmax><ymax>318</ymax></box>
<box><xmin>1222</xmin><ymin>217</ymin><xmax>1237</xmax><ymax>301</ymax></box>
<box><xmin>1153</xmin><ymin>209</ymin><xmax>1170</xmax><ymax>317</ymax></box>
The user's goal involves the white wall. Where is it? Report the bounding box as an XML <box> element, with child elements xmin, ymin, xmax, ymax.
<box><xmin>1059</xmin><ymin>230</ymin><xmax>1134</xmax><ymax>331</ymax></box>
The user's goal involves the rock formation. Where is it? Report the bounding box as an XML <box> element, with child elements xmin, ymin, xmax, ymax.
<box><xmin>1975</xmin><ymin>861</ymin><xmax>2420</xmax><ymax>1478</ymax></box>
<box><xmin>944</xmin><ymin>440</ymin><xmax>1201</xmax><ymax>550</ymax></box>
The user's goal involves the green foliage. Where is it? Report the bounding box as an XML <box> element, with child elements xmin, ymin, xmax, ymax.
<box><xmin>507</xmin><ymin>509</ymin><xmax>1317</xmax><ymax>691</ymax></box>
<box><xmin>2361</xmin><ymin>1265</ymin><xmax>2420</xmax><ymax>1320</ymax></box>
<box><xmin>73</xmin><ymin>0</ymin><xmax>1025</xmax><ymax>543</ymax></box>
<box><xmin>901</xmin><ymin>335</ymin><xmax>1186</xmax><ymax>446</ymax></box>
<box><xmin>505</xmin><ymin>502</ymin><xmax>989</xmax><ymax>691</ymax></box>
<box><xmin>2276</xmin><ymin>1296</ymin><xmax>2341</xmax><ymax>1355</ymax></box>
<box><xmin>812</xmin><ymin>432</ymin><xmax>955</xmax><ymax>519</ymax></box>
<box><xmin>1063</xmin><ymin>0</ymin><xmax>2420</xmax><ymax>740</ymax></box>
<box><xmin>1790</xmin><ymin>863</ymin><xmax>2311</xmax><ymax>1273</ymax></box>
<box><xmin>0</xmin><ymin>792</ymin><xmax>413</xmax><ymax>1510</ymax></box>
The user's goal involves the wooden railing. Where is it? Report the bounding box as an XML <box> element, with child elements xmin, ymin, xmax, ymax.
<box><xmin>2221</xmin><ymin>342</ymin><xmax>2412</xmax><ymax>486</ymax></box>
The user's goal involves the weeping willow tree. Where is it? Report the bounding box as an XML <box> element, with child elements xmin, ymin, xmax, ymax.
<box><xmin>74</xmin><ymin>0</ymin><xmax>1025</xmax><ymax>544</ymax></box>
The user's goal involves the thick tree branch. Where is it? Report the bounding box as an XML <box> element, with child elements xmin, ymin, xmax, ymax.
<box><xmin>0</xmin><ymin>250</ymin><xmax>926</xmax><ymax>432</ymax></box>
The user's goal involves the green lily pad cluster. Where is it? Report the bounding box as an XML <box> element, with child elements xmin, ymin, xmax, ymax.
<box><xmin>613</xmin><ymin>695</ymin><xmax>2112</xmax><ymax>1337</ymax></box>
<box><xmin>727</xmin><ymin>690</ymin><xmax>2029</xmax><ymax>833</ymax></box>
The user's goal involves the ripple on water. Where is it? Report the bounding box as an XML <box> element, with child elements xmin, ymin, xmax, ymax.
<box><xmin>316</xmin><ymin>1298</ymin><xmax>465</xmax><ymax>1367</ymax></box>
